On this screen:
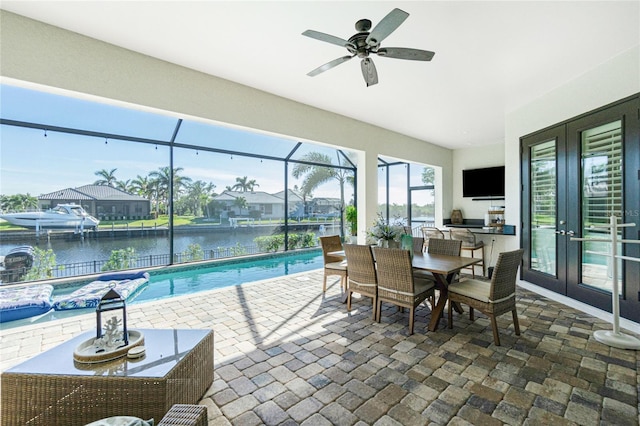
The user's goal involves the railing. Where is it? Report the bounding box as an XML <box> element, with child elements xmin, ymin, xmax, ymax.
<box><xmin>43</xmin><ymin>245</ymin><xmax>267</xmax><ymax>279</ymax></box>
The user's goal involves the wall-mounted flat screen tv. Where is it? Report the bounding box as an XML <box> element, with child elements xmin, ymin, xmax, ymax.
<box><xmin>462</xmin><ymin>166</ymin><xmax>505</xmax><ymax>198</ymax></box>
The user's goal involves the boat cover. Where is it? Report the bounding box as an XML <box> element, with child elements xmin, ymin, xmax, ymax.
<box><xmin>0</xmin><ymin>284</ymin><xmax>54</xmax><ymax>323</ymax></box>
<box><xmin>53</xmin><ymin>273</ymin><xmax>149</xmax><ymax>311</ymax></box>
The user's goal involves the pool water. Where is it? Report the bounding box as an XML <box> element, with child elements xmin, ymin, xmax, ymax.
<box><xmin>1</xmin><ymin>250</ymin><xmax>324</xmax><ymax>330</ymax></box>
<box><xmin>140</xmin><ymin>250</ymin><xmax>323</xmax><ymax>302</ymax></box>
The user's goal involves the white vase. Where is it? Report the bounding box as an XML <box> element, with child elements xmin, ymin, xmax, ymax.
<box><xmin>378</xmin><ymin>239</ymin><xmax>388</xmax><ymax>248</ymax></box>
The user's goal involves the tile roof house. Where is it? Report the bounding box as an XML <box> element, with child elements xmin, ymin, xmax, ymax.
<box><xmin>38</xmin><ymin>184</ymin><xmax>151</xmax><ymax>219</ymax></box>
<box><xmin>214</xmin><ymin>190</ymin><xmax>303</xmax><ymax>220</ymax></box>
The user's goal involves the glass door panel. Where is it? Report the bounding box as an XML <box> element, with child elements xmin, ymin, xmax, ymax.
<box><xmin>522</xmin><ymin>95</ymin><xmax>639</xmax><ymax>322</ymax></box>
<box><xmin>530</xmin><ymin>140</ymin><xmax>557</xmax><ymax>276</ymax></box>
<box><xmin>580</xmin><ymin>120</ymin><xmax>623</xmax><ymax>293</ymax></box>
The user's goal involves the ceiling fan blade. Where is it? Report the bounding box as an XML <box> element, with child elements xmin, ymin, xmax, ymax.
<box><xmin>361</xmin><ymin>58</ymin><xmax>378</xmax><ymax>87</ymax></box>
<box><xmin>377</xmin><ymin>47</ymin><xmax>435</xmax><ymax>61</ymax></box>
<box><xmin>302</xmin><ymin>30</ymin><xmax>354</xmax><ymax>49</ymax></box>
<box><xmin>366</xmin><ymin>8</ymin><xmax>409</xmax><ymax>47</ymax></box>
<box><xmin>307</xmin><ymin>55</ymin><xmax>354</xmax><ymax>77</ymax></box>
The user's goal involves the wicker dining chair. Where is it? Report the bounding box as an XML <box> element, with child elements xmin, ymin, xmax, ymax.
<box><xmin>449</xmin><ymin>228</ymin><xmax>485</xmax><ymax>278</ymax></box>
<box><xmin>427</xmin><ymin>238</ymin><xmax>462</xmax><ymax>256</ymax></box>
<box><xmin>413</xmin><ymin>238</ymin><xmax>463</xmax><ymax>283</ymax></box>
<box><xmin>447</xmin><ymin>249</ymin><xmax>524</xmax><ymax>346</ymax></box>
<box><xmin>344</xmin><ymin>244</ymin><xmax>378</xmax><ymax>320</ymax></box>
<box><xmin>373</xmin><ymin>247</ymin><xmax>435</xmax><ymax>335</ymax></box>
<box><xmin>421</xmin><ymin>227</ymin><xmax>445</xmax><ymax>251</ymax></box>
<box><xmin>412</xmin><ymin>236</ymin><xmax>425</xmax><ymax>254</ymax></box>
<box><xmin>319</xmin><ymin>235</ymin><xmax>348</xmax><ymax>292</ymax></box>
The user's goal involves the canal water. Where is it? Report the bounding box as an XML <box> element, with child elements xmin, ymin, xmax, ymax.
<box><xmin>0</xmin><ymin>223</ymin><xmax>341</xmax><ymax>265</ymax></box>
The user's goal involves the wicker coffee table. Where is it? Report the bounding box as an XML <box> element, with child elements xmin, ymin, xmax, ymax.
<box><xmin>1</xmin><ymin>328</ymin><xmax>214</xmax><ymax>425</ymax></box>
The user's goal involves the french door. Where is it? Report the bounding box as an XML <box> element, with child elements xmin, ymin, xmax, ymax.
<box><xmin>521</xmin><ymin>95</ymin><xmax>640</xmax><ymax>322</ymax></box>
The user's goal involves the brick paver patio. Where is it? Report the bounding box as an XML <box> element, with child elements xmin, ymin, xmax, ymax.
<box><xmin>1</xmin><ymin>269</ymin><xmax>638</xmax><ymax>425</ymax></box>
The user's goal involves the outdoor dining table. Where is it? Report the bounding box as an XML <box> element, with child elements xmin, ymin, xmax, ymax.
<box><xmin>411</xmin><ymin>252</ymin><xmax>482</xmax><ymax>331</ymax></box>
<box><xmin>330</xmin><ymin>248</ymin><xmax>481</xmax><ymax>331</ymax></box>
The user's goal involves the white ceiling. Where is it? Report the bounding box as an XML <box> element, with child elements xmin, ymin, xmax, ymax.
<box><xmin>2</xmin><ymin>1</ymin><xmax>639</xmax><ymax>149</ymax></box>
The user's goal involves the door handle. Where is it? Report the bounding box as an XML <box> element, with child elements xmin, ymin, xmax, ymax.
<box><xmin>566</xmin><ymin>230</ymin><xmax>575</xmax><ymax>237</ymax></box>
<box><xmin>555</xmin><ymin>230</ymin><xmax>565</xmax><ymax>235</ymax></box>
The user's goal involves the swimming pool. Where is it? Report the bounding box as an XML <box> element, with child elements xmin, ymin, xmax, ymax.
<box><xmin>0</xmin><ymin>249</ymin><xmax>324</xmax><ymax>329</ymax></box>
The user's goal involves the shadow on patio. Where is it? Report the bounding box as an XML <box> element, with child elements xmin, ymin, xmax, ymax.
<box><xmin>0</xmin><ymin>270</ymin><xmax>638</xmax><ymax>425</ymax></box>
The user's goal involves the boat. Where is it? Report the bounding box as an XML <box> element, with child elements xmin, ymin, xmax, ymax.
<box><xmin>0</xmin><ymin>204</ymin><xmax>100</xmax><ymax>230</ymax></box>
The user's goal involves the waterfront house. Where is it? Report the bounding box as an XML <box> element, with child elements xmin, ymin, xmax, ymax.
<box><xmin>214</xmin><ymin>190</ymin><xmax>303</xmax><ymax>220</ymax></box>
<box><xmin>38</xmin><ymin>184</ymin><xmax>151</xmax><ymax>220</ymax></box>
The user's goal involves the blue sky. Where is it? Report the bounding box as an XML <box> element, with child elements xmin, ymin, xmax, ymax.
<box><xmin>0</xmin><ymin>84</ymin><xmax>431</xmax><ymax>205</ymax></box>
<box><xmin>0</xmin><ymin>84</ymin><xmax>352</xmax><ymax>200</ymax></box>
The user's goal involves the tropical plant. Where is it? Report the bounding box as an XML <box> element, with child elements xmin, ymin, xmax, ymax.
<box><xmin>367</xmin><ymin>213</ymin><xmax>404</xmax><ymax>242</ymax></box>
<box><xmin>232</xmin><ymin>196</ymin><xmax>248</xmax><ymax>216</ymax></box>
<box><xmin>291</xmin><ymin>151</ymin><xmax>355</xmax><ymax>234</ymax></box>
<box><xmin>186</xmin><ymin>180</ymin><xmax>216</xmax><ymax>217</ymax></box>
<box><xmin>183</xmin><ymin>243</ymin><xmax>204</xmax><ymax>262</ymax></box>
<box><xmin>345</xmin><ymin>204</ymin><xmax>357</xmax><ymax>236</ymax></box>
<box><xmin>230</xmin><ymin>242</ymin><xmax>247</xmax><ymax>256</ymax></box>
<box><xmin>23</xmin><ymin>247</ymin><xmax>57</xmax><ymax>281</ymax></box>
<box><xmin>232</xmin><ymin>176</ymin><xmax>260</xmax><ymax>192</ymax></box>
<box><xmin>422</xmin><ymin>167</ymin><xmax>435</xmax><ymax>185</ymax></box>
<box><xmin>0</xmin><ymin>193</ymin><xmax>39</xmax><ymax>212</ymax></box>
<box><xmin>115</xmin><ymin>179</ymin><xmax>133</xmax><ymax>193</ymax></box>
<box><xmin>94</xmin><ymin>168</ymin><xmax>118</xmax><ymax>187</ymax></box>
<box><xmin>102</xmin><ymin>247</ymin><xmax>137</xmax><ymax>271</ymax></box>
<box><xmin>254</xmin><ymin>235</ymin><xmax>285</xmax><ymax>252</ymax></box>
<box><xmin>131</xmin><ymin>175</ymin><xmax>157</xmax><ymax>214</ymax></box>
<box><xmin>148</xmin><ymin>166</ymin><xmax>193</xmax><ymax>215</ymax></box>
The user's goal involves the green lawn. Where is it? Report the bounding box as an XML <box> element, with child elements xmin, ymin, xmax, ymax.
<box><xmin>0</xmin><ymin>215</ymin><xmax>333</xmax><ymax>231</ymax></box>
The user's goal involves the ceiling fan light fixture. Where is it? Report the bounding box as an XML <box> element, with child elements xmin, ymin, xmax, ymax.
<box><xmin>302</xmin><ymin>8</ymin><xmax>434</xmax><ymax>86</ymax></box>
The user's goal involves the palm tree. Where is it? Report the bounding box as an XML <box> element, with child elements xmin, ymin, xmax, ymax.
<box><xmin>148</xmin><ymin>166</ymin><xmax>192</xmax><ymax>215</ymax></box>
<box><xmin>0</xmin><ymin>193</ymin><xmax>39</xmax><ymax>212</ymax></box>
<box><xmin>131</xmin><ymin>175</ymin><xmax>157</xmax><ymax>216</ymax></box>
<box><xmin>292</xmin><ymin>152</ymin><xmax>355</xmax><ymax>233</ymax></box>
<box><xmin>115</xmin><ymin>179</ymin><xmax>132</xmax><ymax>193</ymax></box>
<box><xmin>232</xmin><ymin>176</ymin><xmax>259</xmax><ymax>192</ymax></box>
<box><xmin>186</xmin><ymin>180</ymin><xmax>216</xmax><ymax>217</ymax></box>
<box><xmin>233</xmin><ymin>196</ymin><xmax>248</xmax><ymax>216</ymax></box>
<box><xmin>94</xmin><ymin>168</ymin><xmax>118</xmax><ymax>186</ymax></box>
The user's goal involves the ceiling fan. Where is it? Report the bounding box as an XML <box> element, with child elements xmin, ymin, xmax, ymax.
<box><xmin>302</xmin><ymin>8</ymin><xmax>435</xmax><ymax>87</ymax></box>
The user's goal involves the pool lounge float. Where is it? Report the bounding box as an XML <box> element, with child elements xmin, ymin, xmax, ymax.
<box><xmin>0</xmin><ymin>284</ymin><xmax>54</xmax><ymax>323</ymax></box>
<box><xmin>53</xmin><ymin>271</ymin><xmax>150</xmax><ymax>311</ymax></box>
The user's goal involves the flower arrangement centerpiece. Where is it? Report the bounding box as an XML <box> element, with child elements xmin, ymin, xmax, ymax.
<box><xmin>367</xmin><ymin>213</ymin><xmax>405</xmax><ymax>247</ymax></box>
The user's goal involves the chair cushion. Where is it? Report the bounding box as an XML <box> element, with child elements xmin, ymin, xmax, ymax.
<box><xmin>461</xmin><ymin>241</ymin><xmax>484</xmax><ymax>249</ymax></box>
<box><xmin>412</xmin><ymin>269</ymin><xmax>435</xmax><ymax>281</ymax></box>
<box><xmin>448</xmin><ymin>279</ymin><xmax>491</xmax><ymax>303</ymax></box>
<box><xmin>325</xmin><ymin>260</ymin><xmax>347</xmax><ymax>271</ymax></box>
<box><xmin>84</xmin><ymin>417</ymin><xmax>154</xmax><ymax>426</ymax></box>
<box><xmin>0</xmin><ymin>284</ymin><xmax>53</xmax><ymax>323</ymax></box>
<box><xmin>414</xmin><ymin>278</ymin><xmax>435</xmax><ymax>294</ymax></box>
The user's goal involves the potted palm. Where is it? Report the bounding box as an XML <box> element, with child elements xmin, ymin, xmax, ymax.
<box><xmin>345</xmin><ymin>205</ymin><xmax>358</xmax><ymax>243</ymax></box>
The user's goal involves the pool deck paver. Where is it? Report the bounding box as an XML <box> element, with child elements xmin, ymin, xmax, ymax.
<box><xmin>1</xmin><ymin>269</ymin><xmax>639</xmax><ymax>425</ymax></box>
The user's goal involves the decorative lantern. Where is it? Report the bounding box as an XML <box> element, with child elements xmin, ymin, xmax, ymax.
<box><xmin>96</xmin><ymin>287</ymin><xmax>128</xmax><ymax>348</ymax></box>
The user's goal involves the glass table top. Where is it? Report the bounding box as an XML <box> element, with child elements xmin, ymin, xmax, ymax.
<box><xmin>5</xmin><ymin>328</ymin><xmax>212</xmax><ymax>378</ymax></box>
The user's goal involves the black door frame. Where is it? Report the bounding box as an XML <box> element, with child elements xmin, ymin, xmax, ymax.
<box><xmin>520</xmin><ymin>94</ymin><xmax>640</xmax><ymax>323</ymax></box>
